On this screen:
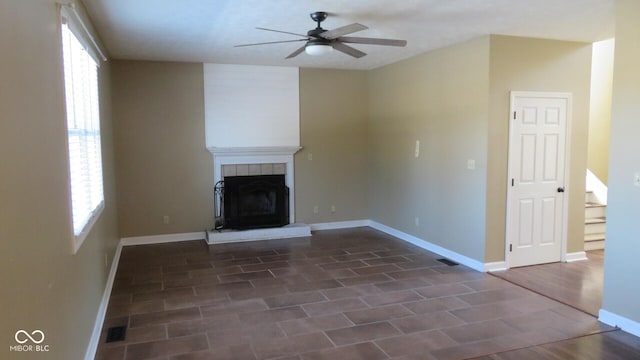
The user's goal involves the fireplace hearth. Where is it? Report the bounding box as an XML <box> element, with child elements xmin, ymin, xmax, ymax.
<box><xmin>222</xmin><ymin>175</ymin><xmax>289</xmax><ymax>230</ymax></box>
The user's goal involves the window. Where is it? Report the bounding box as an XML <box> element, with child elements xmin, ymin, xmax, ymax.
<box><xmin>60</xmin><ymin>9</ymin><xmax>104</xmax><ymax>253</ymax></box>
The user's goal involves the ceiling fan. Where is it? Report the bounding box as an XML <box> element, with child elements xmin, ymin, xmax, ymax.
<box><xmin>235</xmin><ymin>11</ymin><xmax>407</xmax><ymax>59</ymax></box>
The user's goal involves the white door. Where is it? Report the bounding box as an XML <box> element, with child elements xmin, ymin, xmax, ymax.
<box><xmin>507</xmin><ymin>92</ymin><xmax>570</xmax><ymax>268</ymax></box>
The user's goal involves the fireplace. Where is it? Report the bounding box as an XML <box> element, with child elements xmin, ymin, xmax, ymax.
<box><xmin>223</xmin><ymin>175</ymin><xmax>289</xmax><ymax>230</ymax></box>
<box><xmin>206</xmin><ymin>146</ymin><xmax>310</xmax><ymax>244</ymax></box>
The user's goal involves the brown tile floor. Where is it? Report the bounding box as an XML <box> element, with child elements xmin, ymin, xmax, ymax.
<box><xmin>95</xmin><ymin>228</ymin><xmax>630</xmax><ymax>360</ymax></box>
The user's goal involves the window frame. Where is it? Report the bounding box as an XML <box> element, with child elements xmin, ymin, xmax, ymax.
<box><xmin>59</xmin><ymin>5</ymin><xmax>105</xmax><ymax>254</ymax></box>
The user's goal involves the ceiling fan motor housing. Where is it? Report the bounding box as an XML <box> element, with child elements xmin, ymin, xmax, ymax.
<box><xmin>307</xmin><ymin>37</ymin><xmax>331</xmax><ymax>46</ymax></box>
<box><xmin>310</xmin><ymin>11</ymin><xmax>328</xmax><ymax>26</ymax></box>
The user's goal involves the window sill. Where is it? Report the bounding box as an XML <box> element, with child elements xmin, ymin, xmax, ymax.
<box><xmin>72</xmin><ymin>201</ymin><xmax>104</xmax><ymax>254</ymax></box>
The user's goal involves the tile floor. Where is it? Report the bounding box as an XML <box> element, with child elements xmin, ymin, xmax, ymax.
<box><xmin>96</xmin><ymin>227</ymin><xmax>615</xmax><ymax>360</ymax></box>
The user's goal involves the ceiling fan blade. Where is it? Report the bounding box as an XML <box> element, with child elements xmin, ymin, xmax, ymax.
<box><xmin>338</xmin><ymin>36</ymin><xmax>407</xmax><ymax>47</ymax></box>
<box><xmin>319</xmin><ymin>23</ymin><xmax>368</xmax><ymax>39</ymax></box>
<box><xmin>332</xmin><ymin>42</ymin><xmax>366</xmax><ymax>58</ymax></box>
<box><xmin>285</xmin><ymin>45</ymin><xmax>306</xmax><ymax>59</ymax></box>
<box><xmin>256</xmin><ymin>27</ymin><xmax>308</xmax><ymax>38</ymax></box>
<box><xmin>235</xmin><ymin>39</ymin><xmax>308</xmax><ymax>48</ymax></box>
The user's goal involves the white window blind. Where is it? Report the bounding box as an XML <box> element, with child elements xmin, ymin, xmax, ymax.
<box><xmin>61</xmin><ymin>14</ymin><xmax>104</xmax><ymax>250</ymax></box>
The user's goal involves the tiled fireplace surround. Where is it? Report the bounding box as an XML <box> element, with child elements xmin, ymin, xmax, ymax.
<box><xmin>222</xmin><ymin>163</ymin><xmax>287</xmax><ymax>178</ymax></box>
<box><xmin>206</xmin><ymin>146</ymin><xmax>310</xmax><ymax>244</ymax></box>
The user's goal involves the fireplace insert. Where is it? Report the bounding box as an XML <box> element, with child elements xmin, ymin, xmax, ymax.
<box><xmin>223</xmin><ymin>175</ymin><xmax>289</xmax><ymax>230</ymax></box>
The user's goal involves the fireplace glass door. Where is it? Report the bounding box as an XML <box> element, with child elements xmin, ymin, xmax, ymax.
<box><xmin>223</xmin><ymin>175</ymin><xmax>289</xmax><ymax>229</ymax></box>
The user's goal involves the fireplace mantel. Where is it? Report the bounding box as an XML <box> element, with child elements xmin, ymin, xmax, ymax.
<box><xmin>207</xmin><ymin>146</ymin><xmax>302</xmax><ymax>157</ymax></box>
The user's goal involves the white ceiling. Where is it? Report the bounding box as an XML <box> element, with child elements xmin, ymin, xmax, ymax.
<box><xmin>82</xmin><ymin>0</ymin><xmax>615</xmax><ymax>70</ymax></box>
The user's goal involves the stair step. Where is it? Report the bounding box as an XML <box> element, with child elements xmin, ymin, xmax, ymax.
<box><xmin>585</xmin><ymin>239</ymin><xmax>605</xmax><ymax>251</ymax></box>
<box><xmin>585</xmin><ymin>221</ymin><xmax>606</xmax><ymax>235</ymax></box>
<box><xmin>585</xmin><ymin>191</ymin><xmax>599</xmax><ymax>203</ymax></box>
<box><xmin>585</xmin><ymin>202</ymin><xmax>606</xmax><ymax>208</ymax></box>
<box><xmin>585</xmin><ymin>204</ymin><xmax>607</xmax><ymax>218</ymax></box>
<box><xmin>585</xmin><ymin>232</ymin><xmax>606</xmax><ymax>242</ymax></box>
<box><xmin>584</xmin><ymin>190</ymin><xmax>606</xmax><ymax>250</ymax></box>
<box><xmin>585</xmin><ymin>217</ymin><xmax>606</xmax><ymax>224</ymax></box>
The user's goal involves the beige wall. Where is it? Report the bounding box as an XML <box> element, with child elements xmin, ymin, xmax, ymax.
<box><xmin>0</xmin><ymin>1</ymin><xmax>120</xmax><ymax>358</ymax></box>
<box><xmin>367</xmin><ymin>35</ymin><xmax>591</xmax><ymax>263</ymax></box>
<box><xmin>296</xmin><ymin>69</ymin><xmax>370</xmax><ymax>223</ymax></box>
<box><xmin>486</xmin><ymin>35</ymin><xmax>593</xmax><ymax>261</ymax></box>
<box><xmin>588</xmin><ymin>39</ymin><xmax>615</xmax><ymax>184</ymax></box>
<box><xmin>112</xmin><ymin>64</ymin><xmax>370</xmax><ymax>234</ymax></box>
<box><xmin>112</xmin><ymin>61</ymin><xmax>214</xmax><ymax>237</ymax></box>
<box><xmin>368</xmin><ymin>37</ymin><xmax>490</xmax><ymax>262</ymax></box>
<box><xmin>602</xmin><ymin>0</ymin><xmax>640</xmax><ymax>324</ymax></box>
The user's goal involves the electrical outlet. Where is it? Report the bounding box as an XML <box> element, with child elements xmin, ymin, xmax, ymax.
<box><xmin>415</xmin><ymin>140</ymin><xmax>420</xmax><ymax>158</ymax></box>
<box><xmin>467</xmin><ymin>159</ymin><xmax>476</xmax><ymax>170</ymax></box>
<box><xmin>313</xmin><ymin>205</ymin><xmax>319</xmax><ymax>214</ymax></box>
<box><xmin>415</xmin><ymin>216</ymin><xmax>420</xmax><ymax>227</ymax></box>
<box><xmin>635</xmin><ymin>172</ymin><xmax>640</xmax><ymax>187</ymax></box>
<box><xmin>307</xmin><ymin>153</ymin><xmax>313</xmax><ymax>161</ymax></box>
<box><xmin>330</xmin><ymin>205</ymin><xmax>336</xmax><ymax>213</ymax></box>
<box><xmin>163</xmin><ymin>215</ymin><xmax>170</xmax><ymax>224</ymax></box>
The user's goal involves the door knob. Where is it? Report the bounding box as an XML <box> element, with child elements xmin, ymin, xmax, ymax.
<box><xmin>557</xmin><ymin>187</ymin><xmax>565</xmax><ymax>193</ymax></box>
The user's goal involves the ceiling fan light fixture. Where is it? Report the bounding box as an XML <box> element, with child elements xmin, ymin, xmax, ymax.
<box><xmin>305</xmin><ymin>43</ymin><xmax>333</xmax><ymax>56</ymax></box>
<box><xmin>237</xmin><ymin>11</ymin><xmax>406</xmax><ymax>60</ymax></box>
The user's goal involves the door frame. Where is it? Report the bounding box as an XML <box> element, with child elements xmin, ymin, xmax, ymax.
<box><xmin>504</xmin><ymin>91</ymin><xmax>573</xmax><ymax>268</ymax></box>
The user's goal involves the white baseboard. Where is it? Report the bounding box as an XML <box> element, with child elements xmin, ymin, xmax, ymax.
<box><xmin>84</xmin><ymin>241</ymin><xmax>123</xmax><ymax>360</ymax></box>
<box><xmin>121</xmin><ymin>232</ymin><xmax>206</xmax><ymax>246</ymax></box>
<box><xmin>368</xmin><ymin>221</ymin><xmax>485</xmax><ymax>272</ymax></box>
<box><xmin>566</xmin><ymin>251</ymin><xmax>588</xmax><ymax>262</ymax></box>
<box><xmin>599</xmin><ymin>309</ymin><xmax>640</xmax><ymax>337</ymax></box>
<box><xmin>484</xmin><ymin>261</ymin><xmax>509</xmax><ymax>272</ymax></box>
<box><xmin>310</xmin><ymin>220</ymin><xmax>370</xmax><ymax>231</ymax></box>
<box><xmin>487</xmin><ymin>252</ymin><xmax>588</xmax><ymax>273</ymax></box>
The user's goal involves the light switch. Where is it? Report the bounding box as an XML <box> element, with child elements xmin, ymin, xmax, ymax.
<box><xmin>307</xmin><ymin>153</ymin><xmax>313</xmax><ymax>161</ymax></box>
<box><xmin>467</xmin><ymin>159</ymin><xmax>476</xmax><ymax>170</ymax></box>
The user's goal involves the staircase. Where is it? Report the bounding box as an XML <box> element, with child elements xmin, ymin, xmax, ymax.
<box><xmin>584</xmin><ymin>191</ymin><xmax>606</xmax><ymax>250</ymax></box>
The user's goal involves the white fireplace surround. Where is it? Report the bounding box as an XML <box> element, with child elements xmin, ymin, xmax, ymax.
<box><xmin>208</xmin><ymin>146</ymin><xmax>302</xmax><ymax>225</ymax></box>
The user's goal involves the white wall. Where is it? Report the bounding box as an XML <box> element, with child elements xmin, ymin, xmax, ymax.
<box><xmin>204</xmin><ymin>64</ymin><xmax>300</xmax><ymax>148</ymax></box>
<box><xmin>588</xmin><ymin>38</ymin><xmax>615</xmax><ymax>184</ymax></box>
